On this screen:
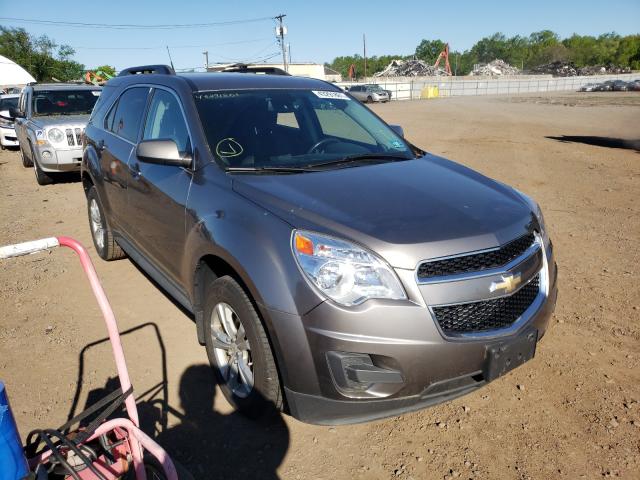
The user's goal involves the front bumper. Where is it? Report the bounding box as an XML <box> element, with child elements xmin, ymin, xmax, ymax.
<box><xmin>0</xmin><ymin>126</ymin><xmax>18</xmax><ymax>147</ymax></box>
<box><xmin>371</xmin><ymin>93</ymin><xmax>389</xmax><ymax>102</ymax></box>
<box><xmin>272</xmin><ymin>255</ymin><xmax>558</xmax><ymax>425</ymax></box>
<box><xmin>36</xmin><ymin>145</ymin><xmax>83</xmax><ymax>172</ymax></box>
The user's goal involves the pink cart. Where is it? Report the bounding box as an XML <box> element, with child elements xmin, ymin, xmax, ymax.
<box><xmin>0</xmin><ymin>237</ymin><xmax>178</xmax><ymax>480</ymax></box>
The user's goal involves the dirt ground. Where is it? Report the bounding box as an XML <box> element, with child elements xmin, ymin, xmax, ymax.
<box><xmin>1</xmin><ymin>91</ymin><xmax>639</xmax><ymax>480</ymax></box>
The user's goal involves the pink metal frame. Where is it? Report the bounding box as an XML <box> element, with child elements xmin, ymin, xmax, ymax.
<box><xmin>0</xmin><ymin>237</ymin><xmax>178</xmax><ymax>480</ymax></box>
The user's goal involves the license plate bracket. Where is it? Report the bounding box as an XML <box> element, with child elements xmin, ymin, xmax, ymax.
<box><xmin>484</xmin><ymin>329</ymin><xmax>538</xmax><ymax>382</ymax></box>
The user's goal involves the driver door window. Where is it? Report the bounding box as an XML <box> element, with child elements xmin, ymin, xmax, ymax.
<box><xmin>142</xmin><ymin>89</ymin><xmax>190</xmax><ymax>154</ymax></box>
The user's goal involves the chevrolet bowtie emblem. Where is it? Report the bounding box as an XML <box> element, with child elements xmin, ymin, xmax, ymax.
<box><xmin>490</xmin><ymin>273</ymin><xmax>522</xmax><ymax>294</ymax></box>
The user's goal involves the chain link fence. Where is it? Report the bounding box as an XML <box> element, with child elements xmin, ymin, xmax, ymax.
<box><xmin>340</xmin><ymin>73</ymin><xmax>639</xmax><ymax>100</ymax></box>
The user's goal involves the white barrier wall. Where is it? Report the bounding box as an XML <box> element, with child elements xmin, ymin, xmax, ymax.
<box><xmin>339</xmin><ymin>73</ymin><xmax>638</xmax><ymax>100</ymax></box>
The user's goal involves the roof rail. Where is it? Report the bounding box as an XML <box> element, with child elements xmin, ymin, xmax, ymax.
<box><xmin>219</xmin><ymin>64</ymin><xmax>291</xmax><ymax>76</ymax></box>
<box><xmin>117</xmin><ymin>65</ymin><xmax>176</xmax><ymax>77</ymax></box>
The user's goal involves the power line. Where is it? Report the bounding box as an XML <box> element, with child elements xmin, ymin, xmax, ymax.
<box><xmin>0</xmin><ymin>16</ymin><xmax>274</xmax><ymax>30</ymax></box>
<box><xmin>71</xmin><ymin>37</ymin><xmax>274</xmax><ymax>51</ymax></box>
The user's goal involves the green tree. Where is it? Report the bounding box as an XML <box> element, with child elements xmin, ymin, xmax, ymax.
<box><xmin>0</xmin><ymin>27</ymin><xmax>84</xmax><ymax>82</ymax></box>
<box><xmin>93</xmin><ymin>65</ymin><xmax>116</xmax><ymax>77</ymax></box>
<box><xmin>614</xmin><ymin>34</ymin><xmax>640</xmax><ymax>69</ymax></box>
<box><xmin>414</xmin><ymin>39</ymin><xmax>446</xmax><ymax>64</ymax></box>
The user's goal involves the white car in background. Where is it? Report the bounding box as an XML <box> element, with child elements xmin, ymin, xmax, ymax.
<box><xmin>0</xmin><ymin>93</ymin><xmax>20</xmax><ymax>149</ymax></box>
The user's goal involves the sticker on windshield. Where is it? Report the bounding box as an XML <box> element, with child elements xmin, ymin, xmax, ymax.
<box><xmin>91</xmin><ymin>91</ymin><xmax>101</xmax><ymax>96</ymax></box>
<box><xmin>391</xmin><ymin>140</ymin><xmax>403</xmax><ymax>148</ymax></box>
<box><xmin>312</xmin><ymin>90</ymin><xmax>350</xmax><ymax>100</ymax></box>
<box><xmin>216</xmin><ymin>138</ymin><xmax>244</xmax><ymax>158</ymax></box>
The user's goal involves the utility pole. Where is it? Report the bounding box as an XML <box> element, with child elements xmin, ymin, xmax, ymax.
<box><xmin>363</xmin><ymin>33</ymin><xmax>367</xmax><ymax>80</ymax></box>
<box><xmin>275</xmin><ymin>14</ymin><xmax>288</xmax><ymax>72</ymax></box>
<box><xmin>203</xmin><ymin>51</ymin><xmax>209</xmax><ymax>70</ymax></box>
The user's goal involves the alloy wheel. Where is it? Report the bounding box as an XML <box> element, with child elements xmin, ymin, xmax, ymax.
<box><xmin>89</xmin><ymin>199</ymin><xmax>105</xmax><ymax>251</ymax></box>
<box><xmin>209</xmin><ymin>302</ymin><xmax>254</xmax><ymax>398</ymax></box>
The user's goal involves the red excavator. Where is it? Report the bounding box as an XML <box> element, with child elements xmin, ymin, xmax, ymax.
<box><xmin>434</xmin><ymin>43</ymin><xmax>452</xmax><ymax>76</ymax></box>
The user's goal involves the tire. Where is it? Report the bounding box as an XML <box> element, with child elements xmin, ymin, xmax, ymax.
<box><xmin>367</xmin><ymin>95</ymin><xmax>373</xmax><ymax>103</ymax></box>
<box><xmin>20</xmin><ymin>143</ymin><xmax>33</xmax><ymax>167</ymax></box>
<box><xmin>204</xmin><ymin>276</ymin><xmax>282</xmax><ymax>417</ymax></box>
<box><xmin>124</xmin><ymin>456</ymin><xmax>169</xmax><ymax>480</ymax></box>
<box><xmin>32</xmin><ymin>146</ymin><xmax>55</xmax><ymax>185</ymax></box>
<box><xmin>86</xmin><ymin>186</ymin><xmax>126</xmax><ymax>261</ymax></box>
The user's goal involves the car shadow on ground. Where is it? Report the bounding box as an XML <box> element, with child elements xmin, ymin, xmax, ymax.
<box><xmin>74</xmin><ymin>324</ymin><xmax>290</xmax><ymax>479</ymax></box>
<box><xmin>546</xmin><ymin>135</ymin><xmax>640</xmax><ymax>152</ymax></box>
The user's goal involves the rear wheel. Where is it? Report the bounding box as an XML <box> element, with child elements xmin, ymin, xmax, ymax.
<box><xmin>204</xmin><ymin>276</ymin><xmax>282</xmax><ymax>417</ymax></box>
<box><xmin>20</xmin><ymin>143</ymin><xmax>33</xmax><ymax>167</ymax></box>
<box><xmin>87</xmin><ymin>186</ymin><xmax>126</xmax><ymax>261</ymax></box>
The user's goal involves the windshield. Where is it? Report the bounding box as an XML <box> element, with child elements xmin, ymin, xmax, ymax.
<box><xmin>0</xmin><ymin>97</ymin><xmax>18</xmax><ymax>112</ymax></box>
<box><xmin>193</xmin><ymin>89</ymin><xmax>414</xmax><ymax>170</ymax></box>
<box><xmin>32</xmin><ymin>89</ymin><xmax>101</xmax><ymax>116</ymax></box>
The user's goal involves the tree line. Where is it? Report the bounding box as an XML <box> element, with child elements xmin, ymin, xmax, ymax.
<box><xmin>0</xmin><ymin>27</ymin><xmax>116</xmax><ymax>83</ymax></box>
<box><xmin>328</xmin><ymin>31</ymin><xmax>640</xmax><ymax>78</ymax></box>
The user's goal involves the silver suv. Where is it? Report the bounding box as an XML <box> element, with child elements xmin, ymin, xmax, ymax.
<box><xmin>14</xmin><ymin>83</ymin><xmax>101</xmax><ymax>185</ymax></box>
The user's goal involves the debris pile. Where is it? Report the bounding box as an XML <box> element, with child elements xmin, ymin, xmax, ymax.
<box><xmin>531</xmin><ymin>61</ymin><xmax>632</xmax><ymax>77</ymax></box>
<box><xmin>470</xmin><ymin>59</ymin><xmax>520</xmax><ymax>76</ymax></box>
<box><xmin>531</xmin><ymin>61</ymin><xmax>577</xmax><ymax>76</ymax></box>
<box><xmin>374</xmin><ymin>59</ymin><xmax>448</xmax><ymax>77</ymax></box>
<box><xmin>578</xmin><ymin>64</ymin><xmax>631</xmax><ymax>75</ymax></box>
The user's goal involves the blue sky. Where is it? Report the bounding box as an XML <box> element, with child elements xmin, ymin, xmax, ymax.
<box><xmin>1</xmin><ymin>0</ymin><xmax>639</xmax><ymax>71</ymax></box>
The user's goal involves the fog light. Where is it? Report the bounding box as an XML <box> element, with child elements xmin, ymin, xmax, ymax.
<box><xmin>41</xmin><ymin>151</ymin><xmax>52</xmax><ymax>160</ymax></box>
<box><xmin>326</xmin><ymin>351</ymin><xmax>403</xmax><ymax>394</ymax></box>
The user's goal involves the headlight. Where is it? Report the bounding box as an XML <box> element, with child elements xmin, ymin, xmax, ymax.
<box><xmin>292</xmin><ymin>230</ymin><xmax>406</xmax><ymax>306</ymax></box>
<box><xmin>533</xmin><ymin>202</ymin><xmax>547</xmax><ymax>238</ymax></box>
<box><xmin>47</xmin><ymin>128</ymin><xmax>65</xmax><ymax>144</ymax></box>
<box><xmin>513</xmin><ymin>188</ymin><xmax>547</xmax><ymax>237</ymax></box>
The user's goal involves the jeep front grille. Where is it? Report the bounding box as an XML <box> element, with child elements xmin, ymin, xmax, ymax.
<box><xmin>432</xmin><ymin>274</ymin><xmax>540</xmax><ymax>334</ymax></box>
<box><xmin>417</xmin><ymin>233</ymin><xmax>535</xmax><ymax>280</ymax></box>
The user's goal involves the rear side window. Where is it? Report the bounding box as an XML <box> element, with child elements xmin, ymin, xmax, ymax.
<box><xmin>142</xmin><ymin>89</ymin><xmax>190</xmax><ymax>153</ymax></box>
<box><xmin>109</xmin><ymin>87</ymin><xmax>149</xmax><ymax>142</ymax></box>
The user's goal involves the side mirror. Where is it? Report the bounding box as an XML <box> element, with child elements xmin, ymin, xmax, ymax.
<box><xmin>136</xmin><ymin>139</ymin><xmax>192</xmax><ymax>167</ymax></box>
<box><xmin>8</xmin><ymin>107</ymin><xmax>23</xmax><ymax>119</ymax></box>
<box><xmin>389</xmin><ymin>124</ymin><xmax>404</xmax><ymax>138</ymax></box>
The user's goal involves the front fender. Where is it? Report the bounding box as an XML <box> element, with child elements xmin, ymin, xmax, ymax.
<box><xmin>183</xmin><ymin>196</ymin><xmax>324</xmax><ymax>317</ymax></box>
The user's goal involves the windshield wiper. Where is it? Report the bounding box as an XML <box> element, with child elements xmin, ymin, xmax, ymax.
<box><xmin>308</xmin><ymin>152</ymin><xmax>414</xmax><ymax>169</ymax></box>
<box><xmin>225</xmin><ymin>166</ymin><xmax>320</xmax><ymax>174</ymax></box>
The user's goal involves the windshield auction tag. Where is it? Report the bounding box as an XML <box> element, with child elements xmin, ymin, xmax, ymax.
<box><xmin>312</xmin><ymin>90</ymin><xmax>350</xmax><ymax>100</ymax></box>
<box><xmin>91</xmin><ymin>91</ymin><xmax>101</xmax><ymax>96</ymax></box>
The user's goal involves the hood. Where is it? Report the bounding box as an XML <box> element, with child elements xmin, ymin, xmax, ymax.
<box><xmin>31</xmin><ymin>114</ymin><xmax>90</xmax><ymax>128</ymax></box>
<box><xmin>232</xmin><ymin>155</ymin><xmax>536</xmax><ymax>269</ymax></box>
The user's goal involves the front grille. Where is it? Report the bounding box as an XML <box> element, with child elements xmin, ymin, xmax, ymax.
<box><xmin>432</xmin><ymin>274</ymin><xmax>540</xmax><ymax>334</ymax></box>
<box><xmin>418</xmin><ymin>233</ymin><xmax>535</xmax><ymax>279</ymax></box>
<box><xmin>75</xmin><ymin>128</ymin><xmax>83</xmax><ymax>146</ymax></box>
<box><xmin>65</xmin><ymin>128</ymin><xmax>75</xmax><ymax>146</ymax></box>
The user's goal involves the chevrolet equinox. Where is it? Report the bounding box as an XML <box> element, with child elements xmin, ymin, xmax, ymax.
<box><xmin>82</xmin><ymin>65</ymin><xmax>558</xmax><ymax>425</ymax></box>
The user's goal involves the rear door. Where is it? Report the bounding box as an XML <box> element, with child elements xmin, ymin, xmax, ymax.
<box><xmin>98</xmin><ymin>86</ymin><xmax>150</xmax><ymax>230</ymax></box>
<box><xmin>126</xmin><ymin>87</ymin><xmax>193</xmax><ymax>285</ymax></box>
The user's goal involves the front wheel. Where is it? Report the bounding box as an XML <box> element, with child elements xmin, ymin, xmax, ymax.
<box><xmin>33</xmin><ymin>151</ymin><xmax>55</xmax><ymax>185</ymax></box>
<box><xmin>204</xmin><ymin>276</ymin><xmax>282</xmax><ymax>417</ymax></box>
<box><xmin>20</xmin><ymin>143</ymin><xmax>33</xmax><ymax>167</ymax></box>
<box><xmin>367</xmin><ymin>95</ymin><xmax>373</xmax><ymax>103</ymax></box>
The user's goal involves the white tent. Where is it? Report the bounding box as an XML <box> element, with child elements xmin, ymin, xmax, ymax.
<box><xmin>0</xmin><ymin>54</ymin><xmax>36</xmax><ymax>89</ymax></box>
